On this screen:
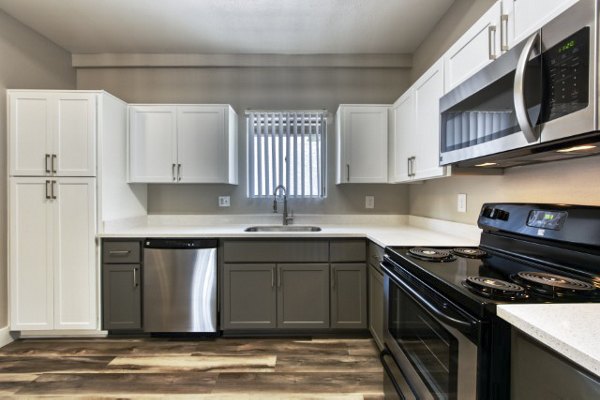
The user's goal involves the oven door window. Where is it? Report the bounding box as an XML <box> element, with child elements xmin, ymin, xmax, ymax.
<box><xmin>389</xmin><ymin>281</ymin><xmax>459</xmax><ymax>399</ymax></box>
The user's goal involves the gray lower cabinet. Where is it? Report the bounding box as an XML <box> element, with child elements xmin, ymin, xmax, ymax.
<box><xmin>102</xmin><ymin>264</ymin><xmax>141</xmax><ymax>330</ymax></box>
<box><xmin>368</xmin><ymin>264</ymin><xmax>385</xmax><ymax>349</ymax></box>
<box><xmin>331</xmin><ymin>263</ymin><xmax>367</xmax><ymax>329</ymax></box>
<box><xmin>277</xmin><ymin>263</ymin><xmax>330</xmax><ymax>329</ymax></box>
<box><xmin>511</xmin><ymin>329</ymin><xmax>600</xmax><ymax>399</ymax></box>
<box><xmin>222</xmin><ymin>264</ymin><xmax>277</xmax><ymax>329</ymax></box>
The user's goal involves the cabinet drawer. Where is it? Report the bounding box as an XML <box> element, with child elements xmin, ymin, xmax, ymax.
<box><xmin>368</xmin><ymin>241</ymin><xmax>385</xmax><ymax>271</ymax></box>
<box><xmin>224</xmin><ymin>240</ymin><xmax>329</xmax><ymax>263</ymax></box>
<box><xmin>330</xmin><ymin>240</ymin><xmax>366</xmax><ymax>262</ymax></box>
<box><xmin>103</xmin><ymin>241</ymin><xmax>141</xmax><ymax>264</ymax></box>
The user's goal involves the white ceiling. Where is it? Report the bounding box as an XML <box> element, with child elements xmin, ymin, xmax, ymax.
<box><xmin>0</xmin><ymin>0</ymin><xmax>454</xmax><ymax>54</ymax></box>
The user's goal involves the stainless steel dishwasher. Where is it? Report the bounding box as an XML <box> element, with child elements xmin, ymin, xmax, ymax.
<box><xmin>143</xmin><ymin>238</ymin><xmax>217</xmax><ymax>333</ymax></box>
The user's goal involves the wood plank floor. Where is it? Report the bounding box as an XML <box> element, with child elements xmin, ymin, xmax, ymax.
<box><xmin>0</xmin><ymin>337</ymin><xmax>383</xmax><ymax>399</ymax></box>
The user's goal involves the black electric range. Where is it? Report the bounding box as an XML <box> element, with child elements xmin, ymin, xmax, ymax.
<box><xmin>380</xmin><ymin>203</ymin><xmax>600</xmax><ymax>400</ymax></box>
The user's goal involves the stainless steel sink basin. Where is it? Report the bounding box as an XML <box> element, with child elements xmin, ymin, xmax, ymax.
<box><xmin>244</xmin><ymin>225</ymin><xmax>322</xmax><ymax>232</ymax></box>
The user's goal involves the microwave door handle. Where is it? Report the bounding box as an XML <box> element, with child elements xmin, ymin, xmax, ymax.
<box><xmin>514</xmin><ymin>31</ymin><xmax>540</xmax><ymax>143</ymax></box>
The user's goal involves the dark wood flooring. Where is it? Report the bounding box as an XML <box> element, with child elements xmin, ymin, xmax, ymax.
<box><xmin>0</xmin><ymin>337</ymin><xmax>383</xmax><ymax>398</ymax></box>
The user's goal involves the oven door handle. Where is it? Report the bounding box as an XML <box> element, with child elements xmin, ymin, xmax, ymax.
<box><xmin>514</xmin><ymin>31</ymin><xmax>541</xmax><ymax>143</ymax></box>
<box><xmin>382</xmin><ymin>263</ymin><xmax>476</xmax><ymax>335</ymax></box>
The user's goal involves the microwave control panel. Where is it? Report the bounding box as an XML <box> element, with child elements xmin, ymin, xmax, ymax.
<box><xmin>543</xmin><ymin>27</ymin><xmax>589</xmax><ymax>123</ymax></box>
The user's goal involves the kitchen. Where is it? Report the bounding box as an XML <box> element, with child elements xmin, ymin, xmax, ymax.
<box><xmin>0</xmin><ymin>0</ymin><xmax>599</xmax><ymax>398</ymax></box>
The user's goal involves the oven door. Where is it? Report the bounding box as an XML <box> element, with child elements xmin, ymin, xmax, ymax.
<box><xmin>382</xmin><ymin>261</ymin><xmax>481</xmax><ymax>400</ymax></box>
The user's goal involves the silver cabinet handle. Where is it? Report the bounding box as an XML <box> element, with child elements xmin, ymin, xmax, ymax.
<box><xmin>45</xmin><ymin>154</ymin><xmax>51</xmax><ymax>174</ymax></box>
<box><xmin>45</xmin><ymin>180</ymin><xmax>51</xmax><ymax>199</ymax></box>
<box><xmin>488</xmin><ymin>25</ymin><xmax>497</xmax><ymax>60</ymax></box>
<box><xmin>172</xmin><ymin>163</ymin><xmax>176</xmax><ymax>181</ymax></box>
<box><xmin>407</xmin><ymin>157</ymin><xmax>411</xmax><ymax>177</ymax></box>
<box><xmin>177</xmin><ymin>163</ymin><xmax>182</xmax><ymax>182</ymax></box>
<box><xmin>109</xmin><ymin>250</ymin><xmax>131</xmax><ymax>256</ymax></box>
<box><xmin>346</xmin><ymin>164</ymin><xmax>350</xmax><ymax>182</ymax></box>
<box><xmin>501</xmin><ymin>14</ymin><xmax>509</xmax><ymax>51</ymax></box>
<box><xmin>51</xmin><ymin>180</ymin><xmax>56</xmax><ymax>199</ymax></box>
<box><xmin>277</xmin><ymin>270</ymin><xmax>281</xmax><ymax>288</ymax></box>
<box><xmin>51</xmin><ymin>154</ymin><xmax>57</xmax><ymax>174</ymax></box>
<box><xmin>133</xmin><ymin>267</ymin><xmax>138</xmax><ymax>288</ymax></box>
<box><xmin>271</xmin><ymin>269</ymin><xmax>275</xmax><ymax>288</ymax></box>
<box><xmin>411</xmin><ymin>156</ymin><xmax>416</xmax><ymax>177</ymax></box>
<box><xmin>514</xmin><ymin>32</ymin><xmax>541</xmax><ymax>143</ymax></box>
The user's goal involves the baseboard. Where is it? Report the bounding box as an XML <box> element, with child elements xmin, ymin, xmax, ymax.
<box><xmin>17</xmin><ymin>330</ymin><xmax>108</xmax><ymax>338</ymax></box>
<box><xmin>0</xmin><ymin>326</ymin><xmax>15</xmax><ymax>348</ymax></box>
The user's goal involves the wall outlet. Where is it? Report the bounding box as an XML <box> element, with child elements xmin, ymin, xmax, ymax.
<box><xmin>457</xmin><ymin>193</ymin><xmax>467</xmax><ymax>213</ymax></box>
<box><xmin>365</xmin><ymin>196</ymin><xmax>375</xmax><ymax>209</ymax></box>
<box><xmin>218</xmin><ymin>196</ymin><xmax>230</xmax><ymax>207</ymax></box>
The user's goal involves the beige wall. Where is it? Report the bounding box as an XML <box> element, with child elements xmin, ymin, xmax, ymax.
<box><xmin>77</xmin><ymin>66</ymin><xmax>412</xmax><ymax>214</ymax></box>
<box><xmin>0</xmin><ymin>11</ymin><xmax>76</xmax><ymax>329</ymax></box>
<box><xmin>409</xmin><ymin>0</ymin><xmax>600</xmax><ymax>224</ymax></box>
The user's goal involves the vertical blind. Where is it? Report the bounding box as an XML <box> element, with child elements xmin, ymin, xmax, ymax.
<box><xmin>247</xmin><ymin>111</ymin><xmax>327</xmax><ymax>198</ymax></box>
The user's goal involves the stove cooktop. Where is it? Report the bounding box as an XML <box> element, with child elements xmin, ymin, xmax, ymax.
<box><xmin>384</xmin><ymin>246</ymin><xmax>600</xmax><ymax>316</ymax></box>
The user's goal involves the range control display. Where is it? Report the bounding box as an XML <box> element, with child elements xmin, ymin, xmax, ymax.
<box><xmin>542</xmin><ymin>27</ymin><xmax>589</xmax><ymax>123</ymax></box>
<box><xmin>527</xmin><ymin>210</ymin><xmax>568</xmax><ymax>231</ymax></box>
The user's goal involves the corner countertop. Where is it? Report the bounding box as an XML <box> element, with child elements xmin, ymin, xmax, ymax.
<box><xmin>497</xmin><ymin>304</ymin><xmax>600</xmax><ymax>378</ymax></box>
<box><xmin>98</xmin><ymin>214</ymin><xmax>481</xmax><ymax>248</ymax></box>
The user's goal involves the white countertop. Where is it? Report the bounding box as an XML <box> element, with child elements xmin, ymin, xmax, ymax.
<box><xmin>98</xmin><ymin>214</ymin><xmax>481</xmax><ymax>248</ymax></box>
<box><xmin>497</xmin><ymin>304</ymin><xmax>600</xmax><ymax>377</ymax></box>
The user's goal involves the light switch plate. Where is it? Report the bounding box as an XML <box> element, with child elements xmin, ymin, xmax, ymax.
<box><xmin>218</xmin><ymin>196</ymin><xmax>230</xmax><ymax>207</ymax></box>
<box><xmin>457</xmin><ymin>193</ymin><xmax>467</xmax><ymax>213</ymax></box>
<box><xmin>365</xmin><ymin>196</ymin><xmax>375</xmax><ymax>209</ymax></box>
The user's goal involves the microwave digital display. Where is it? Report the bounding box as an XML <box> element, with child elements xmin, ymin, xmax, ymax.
<box><xmin>542</xmin><ymin>27</ymin><xmax>589</xmax><ymax>123</ymax></box>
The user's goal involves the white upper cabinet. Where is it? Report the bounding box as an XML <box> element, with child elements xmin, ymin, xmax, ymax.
<box><xmin>336</xmin><ymin>105</ymin><xmax>390</xmax><ymax>184</ymax></box>
<box><xmin>9</xmin><ymin>91</ymin><xmax>96</xmax><ymax>177</ymax></box>
<box><xmin>390</xmin><ymin>93</ymin><xmax>414</xmax><ymax>183</ymax></box>
<box><xmin>443</xmin><ymin>2</ymin><xmax>502</xmax><ymax>93</ymax></box>
<box><xmin>129</xmin><ymin>106</ymin><xmax>178</xmax><ymax>183</ymax></box>
<box><xmin>503</xmin><ymin>0</ymin><xmax>580</xmax><ymax>48</ymax></box>
<box><xmin>413</xmin><ymin>59</ymin><xmax>447</xmax><ymax>181</ymax></box>
<box><xmin>128</xmin><ymin>104</ymin><xmax>238</xmax><ymax>184</ymax></box>
<box><xmin>177</xmin><ymin>106</ymin><xmax>237</xmax><ymax>184</ymax></box>
<box><xmin>391</xmin><ymin>60</ymin><xmax>448</xmax><ymax>183</ymax></box>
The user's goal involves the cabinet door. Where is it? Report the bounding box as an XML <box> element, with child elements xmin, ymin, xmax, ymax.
<box><xmin>331</xmin><ymin>263</ymin><xmax>367</xmax><ymax>329</ymax></box>
<box><xmin>223</xmin><ymin>264</ymin><xmax>277</xmax><ymax>329</ymax></box>
<box><xmin>444</xmin><ymin>2</ymin><xmax>502</xmax><ymax>93</ymax></box>
<box><xmin>368</xmin><ymin>264</ymin><xmax>385</xmax><ymax>350</ymax></box>
<box><xmin>102</xmin><ymin>264</ymin><xmax>141</xmax><ymax>330</ymax></box>
<box><xmin>177</xmin><ymin>106</ymin><xmax>228</xmax><ymax>183</ymax></box>
<box><xmin>507</xmin><ymin>0</ymin><xmax>579</xmax><ymax>47</ymax></box>
<box><xmin>390</xmin><ymin>93</ymin><xmax>415</xmax><ymax>183</ymax></box>
<box><xmin>413</xmin><ymin>59</ymin><xmax>448</xmax><ymax>181</ymax></box>
<box><xmin>339</xmin><ymin>106</ymin><xmax>389</xmax><ymax>183</ymax></box>
<box><xmin>53</xmin><ymin>178</ymin><xmax>97</xmax><ymax>330</ymax></box>
<box><xmin>54</xmin><ymin>93</ymin><xmax>97</xmax><ymax>176</ymax></box>
<box><xmin>9</xmin><ymin>178</ymin><xmax>53</xmax><ymax>330</ymax></box>
<box><xmin>9</xmin><ymin>92</ymin><xmax>53</xmax><ymax>176</ymax></box>
<box><xmin>277</xmin><ymin>264</ymin><xmax>330</xmax><ymax>329</ymax></box>
<box><xmin>129</xmin><ymin>106</ymin><xmax>178</xmax><ymax>183</ymax></box>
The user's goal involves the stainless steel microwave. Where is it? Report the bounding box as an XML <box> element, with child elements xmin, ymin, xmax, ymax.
<box><xmin>440</xmin><ymin>0</ymin><xmax>600</xmax><ymax>168</ymax></box>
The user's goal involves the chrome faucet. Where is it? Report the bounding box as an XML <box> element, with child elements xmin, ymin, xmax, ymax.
<box><xmin>273</xmin><ymin>185</ymin><xmax>294</xmax><ymax>225</ymax></box>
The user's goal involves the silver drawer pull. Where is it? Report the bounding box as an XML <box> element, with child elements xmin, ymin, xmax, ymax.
<box><xmin>109</xmin><ymin>250</ymin><xmax>131</xmax><ymax>256</ymax></box>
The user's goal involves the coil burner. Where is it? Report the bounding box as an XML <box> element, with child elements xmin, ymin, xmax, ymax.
<box><xmin>512</xmin><ymin>272</ymin><xmax>597</xmax><ymax>299</ymax></box>
<box><xmin>452</xmin><ymin>248</ymin><xmax>488</xmax><ymax>259</ymax></box>
<box><xmin>407</xmin><ymin>247</ymin><xmax>455</xmax><ymax>262</ymax></box>
<box><xmin>463</xmin><ymin>276</ymin><xmax>528</xmax><ymax>300</ymax></box>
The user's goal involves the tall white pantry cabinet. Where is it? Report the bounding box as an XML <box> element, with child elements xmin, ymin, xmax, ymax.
<box><xmin>7</xmin><ymin>90</ymin><xmax>146</xmax><ymax>332</ymax></box>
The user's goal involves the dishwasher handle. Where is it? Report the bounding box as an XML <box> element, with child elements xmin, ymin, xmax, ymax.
<box><xmin>144</xmin><ymin>238</ymin><xmax>218</xmax><ymax>249</ymax></box>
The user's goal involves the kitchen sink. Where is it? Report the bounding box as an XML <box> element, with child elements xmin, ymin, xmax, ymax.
<box><xmin>244</xmin><ymin>225</ymin><xmax>322</xmax><ymax>232</ymax></box>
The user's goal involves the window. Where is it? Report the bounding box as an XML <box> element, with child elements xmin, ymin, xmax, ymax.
<box><xmin>247</xmin><ymin>111</ymin><xmax>327</xmax><ymax>198</ymax></box>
